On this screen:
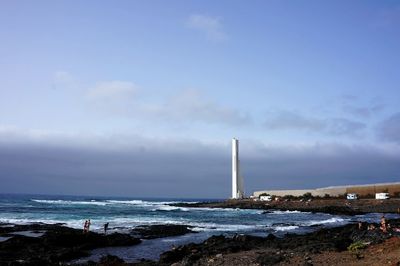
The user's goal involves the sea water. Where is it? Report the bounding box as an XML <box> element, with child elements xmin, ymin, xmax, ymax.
<box><xmin>0</xmin><ymin>194</ymin><xmax>398</xmax><ymax>262</ymax></box>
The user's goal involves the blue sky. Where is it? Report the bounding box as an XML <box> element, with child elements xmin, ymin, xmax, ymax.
<box><xmin>1</xmin><ymin>1</ymin><xmax>400</xmax><ymax>197</ymax></box>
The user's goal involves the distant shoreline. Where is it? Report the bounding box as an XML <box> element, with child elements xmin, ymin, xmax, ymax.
<box><xmin>172</xmin><ymin>198</ymin><xmax>400</xmax><ymax>215</ymax></box>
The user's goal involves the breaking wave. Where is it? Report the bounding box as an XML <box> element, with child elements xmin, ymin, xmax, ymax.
<box><xmin>152</xmin><ymin>206</ymin><xmax>189</xmax><ymax>212</ymax></box>
<box><xmin>31</xmin><ymin>199</ymin><xmax>107</xmax><ymax>206</ymax></box>
<box><xmin>273</xmin><ymin>225</ymin><xmax>299</xmax><ymax>231</ymax></box>
<box><xmin>31</xmin><ymin>199</ymin><xmax>197</xmax><ymax>207</ymax></box>
<box><xmin>7</xmin><ymin>198</ymin><xmax>373</xmax><ymax>237</ymax></box>
<box><xmin>269</xmin><ymin>210</ymin><xmax>303</xmax><ymax>214</ymax></box>
<box><xmin>304</xmin><ymin>217</ymin><xmax>347</xmax><ymax>226</ymax></box>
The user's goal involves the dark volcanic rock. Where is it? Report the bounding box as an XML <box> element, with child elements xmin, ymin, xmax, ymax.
<box><xmin>131</xmin><ymin>224</ymin><xmax>196</xmax><ymax>239</ymax></box>
<box><xmin>307</xmin><ymin>205</ymin><xmax>363</xmax><ymax>215</ymax></box>
<box><xmin>158</xmin><ymin>219</ymin><xmax>400</xmax><ymax>265</ymax></box>
<box><xmin>159</xmin><ymin>234</ymin><xmax>268</xmax><ymax>264</ymax></box>
<box><xmin>262</xmin><ymin>210</ymin><xmax>275</xmax><ymax>214</ymax></box>
<box><xmin>173</xmin><ymin>198</ymin><xmax>400</xmax><ymax>215</ymax></box>
<box><xmin>0</xmin><ymin>224</ymin><xmax>141</xmax><ymax>265</ymax></box>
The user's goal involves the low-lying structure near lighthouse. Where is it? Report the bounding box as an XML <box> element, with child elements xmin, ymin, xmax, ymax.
<box><xmin>253</xmin><ymin>182</ymin><xmax>400</xmax><ymax>198</ymax></box>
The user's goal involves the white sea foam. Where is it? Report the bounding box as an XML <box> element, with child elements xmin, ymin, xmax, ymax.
<box><xmin>31</xmin><ymin>199</ymin><xmax>197</xmax><ymax>207</ymax></box>
<box><xmin>105</xmin><ymin>200</ymin><xmax>197</xmax><ymax>206</ymax></box>
<box><xmin>161</xmin><ymin>238</ymin><xmax>181</xmax><ymax>242</ymax></box>
<box><xmin>31</xmin><ymin>199</ymin><xmax>107</xmax><ymax>206</ymax></box>
<box><xmin>105</xmin><ymin>200</ymin><xmax>145</xmax><ymax>205</ymax></box>
<box><xmin>0</xmin><ymin>218</ymin><xmax>74</xmax><ymax>227</ymax></box>
<box><xmin>305</xmin><ymin>217</ymin><xmax>346</xmax><ymax>226</ymax></box>
<box><xmin>188</xmin><ymin>207</ymin><xmax>263</xmax><ymax>214</ymax></box>
<box><xmin>270</xmin><ymin>210</ymin><xmax>303</xmax><ymax>214</ymax></box>
<box><xmin>273</xmin><ymin>225</ymin><xmax>299</xmax><ymax>231</ymax></box>
<box><xmin>152</xmin><ymin>206</ymin><xmax>189</xmax><ymax>212</ymax></box>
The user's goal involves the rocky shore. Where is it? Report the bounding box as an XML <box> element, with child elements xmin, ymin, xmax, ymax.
<box><xmin>0</xmin><ymin>223</ymin><xmax>194</xmax><ymax>265</ymax></box>
<box><xmin>149</xmin><ymin>218</ymin><xmax>400</xmax><ymax>266</ymax></box>
<box><xmin>0</xmin><ymin>223</ymin><xmax>140</xmax><ymax>265</ymax></box>
<box><xmin>131</xmin><ymin>224</ymin><xmax>196</xmax><ymax>239</ymax></box>
<box><xmin>172</xmin><ymin>198</ymin><xmax>400</xmax><ymax>215</ymax></box>
<box><xmin>1</xmin><ymin>202</ymin><xmax>399</xmax><ymax>266</ymax></box>
<box><xmin>2</xmin><ymin>218</ymin><xmax>399</xmax><ymax>265</ymax></box>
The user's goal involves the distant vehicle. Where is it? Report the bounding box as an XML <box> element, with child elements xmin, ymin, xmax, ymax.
<box><xmin>260</xmin><ymin>195</ymin><xmax>272</xmax><ymax>201</ymax></box>
<box><xmin>375</xmin><ymin>193</ymin><xmax>390</xmax><ymax>200</ymax></box>
<box><xmin>346</xmin><ymin>193</ymin><xmax>358</xmax><ymax>200</ymax></box>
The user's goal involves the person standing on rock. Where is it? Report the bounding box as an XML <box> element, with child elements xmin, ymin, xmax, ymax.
<box><xmin>380</xmin><ymin>215</ymin><xmax>387</xmax><ymax>233</ymax></box>
<box><xmin>86</xmin><ymin>219</ymin><xmax>91</xmax><ymax>233</ymax></box>
<box><xmin>104</xmin><ymin>222</ymin><xmax>109</xmax><ymax>235</ymax></box>
<box><xmin>83</xmin><ymin>220</ymin><xmax>88</xmax><ymax>233</ymax></box>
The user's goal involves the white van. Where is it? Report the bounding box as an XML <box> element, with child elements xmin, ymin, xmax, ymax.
<box><xmin>375</xmin><ymin>193</ymin><xmax>390</xmax><ymax>200</ymax></box>
<box><xmin>260</xmin><ymin>195</ymin><xmax>272</xmax><ymax>201</ymax></box>
<box><xmin>346</xmin><ymin>193</ymin><xmax>358</xmax><ymax>200</ymax></box>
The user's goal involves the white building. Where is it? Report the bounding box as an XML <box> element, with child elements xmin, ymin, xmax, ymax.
<box><xmin>375</xmin><ymin>193</ymin><xmax>389</xmax><ymax>200</ymax></box>
<box><xmin>260</xmin><ymin>195</ymin><xmax>272</xmax><ymax>201</ymax></box>
<box><xmin>346</xmin><ymin>193</ymin><xmax>358</xmax><ymax>200</ymax></box>
<box><xmin>232</xmin><ymin>138</ymin><xmax>244</xmax><ymax>199</ymax></box>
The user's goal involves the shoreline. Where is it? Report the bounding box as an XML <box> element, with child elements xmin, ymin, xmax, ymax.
<box><xmin>149</xmin><ymin>218</ymin><xmax>400</xmax><ymax>266</ymax></box>
<box><xmin>1</xmin><ymin>217</ymin><xmax>399</xmax><ymax>265</ymax></box>
<box><xmin>172</xmin><ymin>198</ymin><xmax>400</xmax><ymax>215</ymax></box>
<box><xmin>1</xmin><ymin>198</ymin><xmax>400</xmax><ymax>265</ymax></box>
<box><xmin>0</xmin><ymin>223</ymin><xmax>196</xmax><ymax>265</ymax></box>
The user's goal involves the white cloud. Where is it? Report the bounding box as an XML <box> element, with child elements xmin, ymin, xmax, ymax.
<box><xmin>87</xmin><ymin>81</ymin><xmax>137</xmax><ymax>100</ymax></box>
<box><xmin>139</xmin><ymin>89</ymin><xmax>250</xmax><ymax>126</ymax></box>
<box><xmin>187</xmin><ymin>14</ymin><xmax>227</xmax><ymax>41</ymax></box>
<box><xmin>82</xmin><ymin>78</ymin><xmax>246</xmax><ymax>126</ymax></box>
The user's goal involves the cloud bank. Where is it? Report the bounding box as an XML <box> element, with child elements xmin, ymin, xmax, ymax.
<box><xmin>1</xmin><ymin>128</ymin><xmax>399</xmax><ymax>198</ymax></box>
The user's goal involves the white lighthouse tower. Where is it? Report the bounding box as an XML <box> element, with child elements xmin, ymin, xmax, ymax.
<box><xmin>232</xmin><ymin>138</ymin><xmax>244</xmax><ymax>199</ymax></box>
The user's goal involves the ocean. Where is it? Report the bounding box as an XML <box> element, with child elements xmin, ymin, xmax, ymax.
<box><xmin>1</xmin><ymin>194</ymin><xmax>398</xmax><ymax>262</ymax></box>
